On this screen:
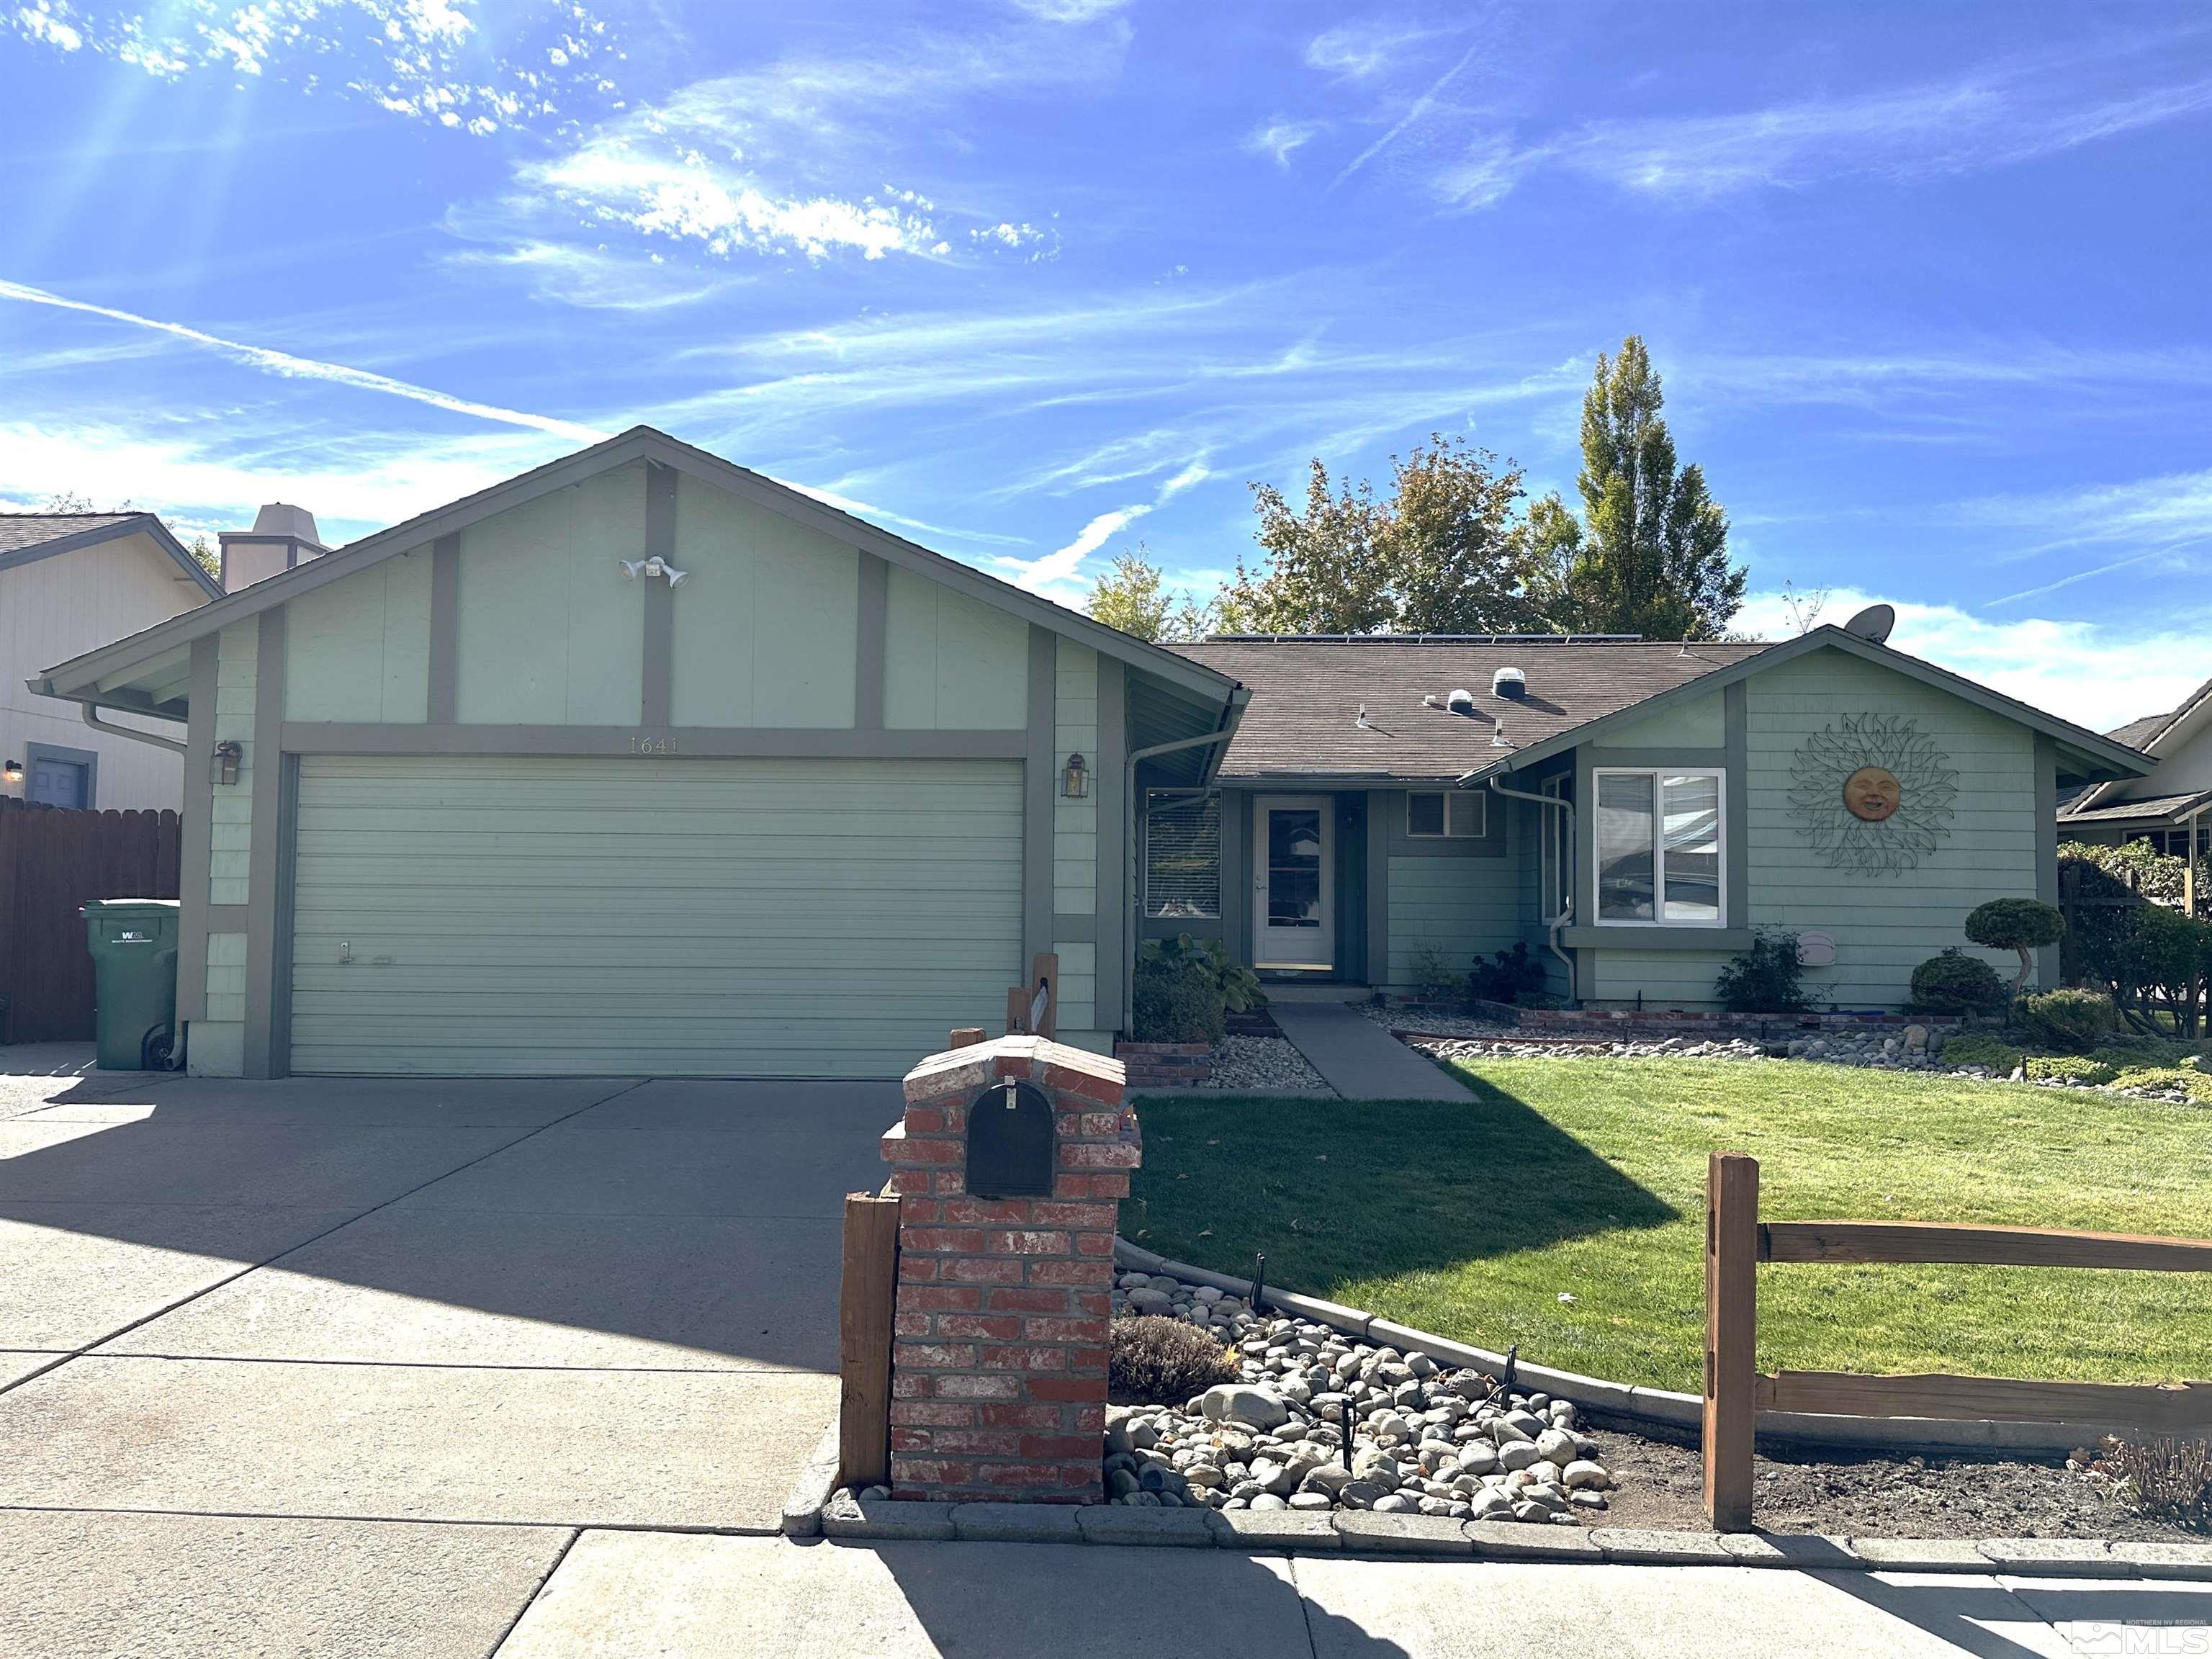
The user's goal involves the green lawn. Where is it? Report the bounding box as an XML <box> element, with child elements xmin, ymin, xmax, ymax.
<box><xmin>1127</xmin><ymin>1058</ymin><xmax>2212</xmax><ymax>1394</ymax></box>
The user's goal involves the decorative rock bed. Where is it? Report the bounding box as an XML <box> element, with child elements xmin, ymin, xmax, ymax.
<box><xmin>1206</xmin><ymin>1035</ymin><xmax>1329</xmax><ymax>1092</ymax></box>
<box><xmin>1105</xmin><ymin>1269</ymin><xmax>1614</xmax><ymax>1524</ymax></box>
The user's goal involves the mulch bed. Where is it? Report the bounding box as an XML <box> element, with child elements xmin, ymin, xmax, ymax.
<box><xmin>1581</xmin><ymin>1413</ymin><xmax>2203</xmax><ymax>1543</ymax></box>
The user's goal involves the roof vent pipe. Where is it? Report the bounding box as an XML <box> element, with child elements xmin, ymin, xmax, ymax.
<box><xmin>1446</xmin><ymin>688</ymin><xmax>1475</xmax><ymax>714</ymax></box>
<box><xmin>1493</xmin><ymin>667</ymin><xmax>1527</xmax><ymax>698</ymax></box>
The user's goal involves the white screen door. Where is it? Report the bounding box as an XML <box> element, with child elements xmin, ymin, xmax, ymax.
<box><xmin>1252</xmin><ymin>796</ymin><xmax>1334</xmax><ymax>969</ymax></box>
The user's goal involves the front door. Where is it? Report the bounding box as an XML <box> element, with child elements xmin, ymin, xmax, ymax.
<box><xmin>1252</xmin><ymin>796</ymin><xmax>1334</xmax><ymax>969</ymax></box>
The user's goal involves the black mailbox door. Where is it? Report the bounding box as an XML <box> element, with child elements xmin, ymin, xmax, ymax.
<box><xmin>966</xmin><ymin>1081</ymin><xmax>1056</xmax><ymax>1198</ymax></box>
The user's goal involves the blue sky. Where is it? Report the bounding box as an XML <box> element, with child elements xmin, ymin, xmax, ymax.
<box><xmin>3</xmin><ymin>1</ymin><xmax>2208</xmax><ymax>729</ymax></box>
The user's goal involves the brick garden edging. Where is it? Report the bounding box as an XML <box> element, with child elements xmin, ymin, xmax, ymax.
<box><xmin>1112</xmin><ymin>1040</ymin><xmax>1213</xmax><ymax>1089</ymax></box>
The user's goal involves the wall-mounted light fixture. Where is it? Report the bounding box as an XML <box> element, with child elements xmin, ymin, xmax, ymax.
<box><xmin>618</xmin><ymin>555</ymin><xmax>691</xmax><ymax>589</ymax></box>
<box><xmin>2</xmin><ymin>758</ymin><xmax>21</xmax><ymax>785</ymax></box>
<box><xmin>212</xmin><ymin>740</ymin><xmax>243</xmax><ymax>786</ymax></box>
<box><xmin>1062</xmin><ymin>752</ymin><xmax>1089</xmax><ymax>799</ymax></box>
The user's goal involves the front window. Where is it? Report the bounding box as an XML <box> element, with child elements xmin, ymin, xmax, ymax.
<box><xmin>1596</xmin><ymin>769</ymin><xmax>1725</xmax><ymax>926</ymax></box>
<box><xmin>1539</xmin><ymin>774</ymin><xmax>1571</xmax><ymax>922</ymax></box>
<box><xmin>1144</xmin><ymin>792</ymin><xmax>1221</xmax><ymax>919</ymax></box>
<box><xmin>1407</xmin><ymin>790</ymin><xmax>1485</xmax><ymax>839</ymax></box>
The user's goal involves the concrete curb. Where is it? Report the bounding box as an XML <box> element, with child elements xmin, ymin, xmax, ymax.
<box><xmin>814</xmin><ymin>1491</ymin><xmax>2212</xmax><ymax>1578</ymax></box>
<box><xmin>779</xmin><ymin>1421</ymin><xmax>843</xmax><ymax>1539</ymax></box>
<box><xmin>1112</xmin><ymin>1238</ymin><xmax>2103</xmax><ymax>1454</ymax></box>
<box><xmin>1126</xmin><ymin>1086</ymin><xmax>1340</xmax><ymax>1101</ymax></box>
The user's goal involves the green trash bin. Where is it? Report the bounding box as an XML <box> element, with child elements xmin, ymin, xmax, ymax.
<box><xmin>82</xmin><ymin>899</ymin><xmax>181</xmax><ymax>1071</ymax></box>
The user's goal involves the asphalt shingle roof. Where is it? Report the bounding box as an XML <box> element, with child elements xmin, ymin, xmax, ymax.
<box><xmin>2104</xmin><ymin>673</ymin><xmax>2212</xmax><ymax>752</ymax></box>
<box><xmin>1168</xmin><ymin>638</ymin><xmax>1774</xmax><ymax>781</ymax></box>
<box><xmin>0</xmin><ymin>513</ymin><xmax>143</xmax><ymax>556</ymax></box>
<box><xmin>2056</xmin><ymin>789</ymin><xmax>2212</xmax><ymax>825</ymax></box>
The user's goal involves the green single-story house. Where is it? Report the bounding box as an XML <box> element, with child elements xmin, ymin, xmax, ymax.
<box><xmin>32</xmin><ymin>428</ymin><xmax>2152</xmax><ymax>1077</ymax></box>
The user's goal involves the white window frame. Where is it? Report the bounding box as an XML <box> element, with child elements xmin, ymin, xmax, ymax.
<box><xmin>1539</xmin><ymin>774</ymin><xmax>1570</xmax><ymax>923</ymax></box>
<box><xmin>1591</xmin><ymin>768</ymin><xmax>1727</xmax><ymax>929</ymax></box>
<box><xmin>1406</xmin><ymin>789</ymin><xmax>1486</xmax><ymax>840</ymax></box>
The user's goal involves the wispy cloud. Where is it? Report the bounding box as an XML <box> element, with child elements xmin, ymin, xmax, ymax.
<box><xmin>1305</xmin><ymin>20</ymin><xmax>1446</xmax><ymax>82</ymax></box>
<box><xmin>1333</xmin><ymin>41</ymin><xmax>1481</xmax><ymax>187</ymax></box>
<box><xmin>0</xmin><ymin>278</ymin><xmax>609</xmax><ymax>441</ymax></box>
<box><xmin>1436</xmin><ymin>54</ymin><xmax>2212</xmax><ymax>209</ymax></box>
<box><xmin>1245</xmin><ymin>117</ymin><xmax>1326</xmax><ymax>168</ymax></box>
<box><xmin>994</xmin><ymin>457</ymin><xmax>1212</xmax><ymax>599</ymax></box>
<box><xmin>1734</xmin><ymin>585</ymin><xmax>2210</xmax><ymax>732</ymax></box>
<box><xmin>4</xmin><ymin>0</ymin><xmax>624</xmax><ymax>135</ymax></box>
<box><xmin>1002</xmin><ymin>0</ymin><xmax>1131</xmax><ymax>19</ymax></box>
<box><xmin>1954</xmin><ymin>466</ymin><xmax>2212</xmax><ymax>605</ymax></box>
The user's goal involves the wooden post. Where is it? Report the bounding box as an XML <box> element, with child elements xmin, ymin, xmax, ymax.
<box><xmin>948</xmin><ymin>1027</ymin><xmax>985</xmax><ymax>1048</ymax></box>
<box><xmin>1006</xmin><ymin>986</ymin><xmax>1028</xmax><ymax>1036</ymax></box>
<box><xmin>837</xmin><ymin>1191</ymin><xmax>902</xmax><ymax>1490</ymax></box>
<box><xmin>1704</xmin><ymin>1151</ymin><xmax>1759</xmax><ymax>1532</ymax></box>
<box><xmin>1030</xmin><ymin>951</ymin><xmax>1058</xmax><ymax>1042</ymax></box>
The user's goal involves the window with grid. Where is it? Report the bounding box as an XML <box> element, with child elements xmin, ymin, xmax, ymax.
<box><xmin>1146</xmin><ymin>792</ymin><xmax>1222</xmax><ymax>919</ymax></box>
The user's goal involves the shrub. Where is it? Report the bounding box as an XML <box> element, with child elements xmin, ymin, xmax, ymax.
<box><xmin>1938</xmin><ymin>1033</ymin><xmax>2022</xmax><ymax>1074</ymax></box>
<box><xmin>2097</xmin><ymin>1435</ymin><xmax>2212</xmax><ymax>1532</ymax></box>
<box><xmin>2024</xmin><ymin>1055</ymin><xmax>2118</xmax><ymax>1087</ymax></box>
<box><xmin>1132</xmin><ymin>933</ymin><xmax>1261</xmax><ymax>1043</ymax></box>
<box><xmin>2062</xmin><ymin>839</ymin><xmax>2198</xmax><ymax>907</ymax></box>
<box><xmin>1910</xmin><ymin>948</ymin><xmax>2009</xmax><ymax>1017</ymax></box>
<box><xmin>1407</xmin><ymin>942</ymin><xmax>1465</xmax><ymax>1004</ymax></box>
<box><xmin>2108</xmin><ymin>1066</ymin><xmax>2212</xmax><ymax>1102</ymax></box>
<box><xmin>2094</xmin><ymin>1033</ymin><xmax>2193</xmax><ymax>1068</ymax></box>
<box><xmin>1109</xmin><ymin>1316</ymin><xmax>1236</xmax><ymax>1405</ymax></box>
<box><xmin>1712</xmin><ymin>930</ymin><xmax>1814</xmax><ymax>1014</ymax></box>
<box><xmin>1964</xmin><ymin>898</ymin><xmax>2067</xmax><ymax>999</ymax></box>
<box><xmin>2013</xmin><ymin>988</ymin><xmax>2118</xmax><ymax>1052</ymax></box>
<box><xmin>1470</xmin><ymin>941</ymin><xmax>1549</xmax><ymax>1005</ymax></box>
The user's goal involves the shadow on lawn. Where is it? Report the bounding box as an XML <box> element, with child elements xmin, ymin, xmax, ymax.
<box><xmin>1128</xmin><ymin>1074</ymin><xmax>1678</xmax><ymax>1286</ymax></box>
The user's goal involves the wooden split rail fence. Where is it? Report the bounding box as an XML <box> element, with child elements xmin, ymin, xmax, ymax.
<box><xmin>1703</xmin><ymin>1151</ymin><xmax>2212</xmax><ymax>1530</ymax></box>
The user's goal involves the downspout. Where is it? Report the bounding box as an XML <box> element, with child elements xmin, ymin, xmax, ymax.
<box><xmin>1123</xmin><ymin>701</ymin><xmax>1246</xmax><ymax>1038</ymax></box>
<box><xmin>1477</xmin><ymin>770</ymin><xmax>1576</xmax><ymax>989</ymax></box>
<box><xmin>80</xmin><ymin>701</ymin><xmax>187</xmax><ymax>756</ymax></box>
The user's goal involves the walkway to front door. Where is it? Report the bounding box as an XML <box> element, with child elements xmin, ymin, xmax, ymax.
<box><xmin>1267</xmin><ymin>1001</ymin><xmax>1473</xmax><ymax>1101</ymax></box>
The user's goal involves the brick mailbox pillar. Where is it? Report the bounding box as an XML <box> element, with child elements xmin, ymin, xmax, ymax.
<box><xmin>879</xmin><ymin>1035</ymin><xmax>1140</xmax><ymax>1503</ymax></box>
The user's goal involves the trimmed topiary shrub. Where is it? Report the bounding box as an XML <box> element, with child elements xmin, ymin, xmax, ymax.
<box><xmin>1964</xmin><ymin>898</ymin><xmax>2067</xmax><ymax>1000</ymax></box>
<box><xmin>1910</xmin><ymin>948</ymin><xmax>2009</xmax><ymax>1017</ymax></box>
<box><xmin>2013</xmin><ymin>988</ymin><xmax>2119</xmax><ymax>1052</ymax></box>
<box><xmin>2025</xmin><ymin>1055</ymin><xmax>2118</xmax><ymax>1087</ymax></box>
<box><xmin>1939</xmin><ymin>1032</ymin><xmax>2023</xmax><ymax>1074</ymax></box>
<box><xmin>1712</xmin><ymin>930</ymin><xmax>1814</xmax><ymax>1014</ymax></box>
<box><xmin>1109</xmin><ymin>1316</ymin><xmax>1237</xmax><ymax>1405</ymax></box>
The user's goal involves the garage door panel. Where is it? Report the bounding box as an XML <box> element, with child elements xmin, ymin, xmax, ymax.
<box><xmin>288</xmin><ymin>755</ymin><xmax>1025</xmax><ymax>1076</ymax></box>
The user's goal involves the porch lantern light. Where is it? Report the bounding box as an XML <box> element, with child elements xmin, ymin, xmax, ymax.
<box><xmin>1062</xmin><ymin>751</ymin><xmax>1089</xmax><ymax>799</ymax></box>
<box><xmin>212</xmin><ymin>740</ymin><xmax>243</xmax><ymax>787</ymax></box>
<box><xmin>2</xmin><ymin>758</ymin><xmax>20</xmax><ymax>785</ymax></box>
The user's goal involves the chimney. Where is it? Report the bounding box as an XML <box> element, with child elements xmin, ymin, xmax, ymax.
<box><xmin>217</xmin><ymin>503</ymin><xmax>325</xmax><ymax>593</ymax></box>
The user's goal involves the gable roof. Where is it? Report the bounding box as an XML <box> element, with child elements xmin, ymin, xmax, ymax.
<box><xmin>0</xmin><ymin>512</ymin><xmax>221</xmax><ymax>599</ymax></box>
<box><xmin>30</xmin><ymin>427</ymin><xmax>1238</xmax><ymax>712</ymax></box>
<box><xmin>1171</xmin><ymin>626</ymin><xmax>2155</xmax><ymax>788</ymax></box>
<box><xmin>2069</xmin><ymin>671</ymin><xmax>2212</xmax><ymax>817</ymax></box>
<box><xmin>1171</xmin><ymin>638</ymin><xmax>1767</xmax><ymax>782</ymax></box>
<box><xmin>2055</xmin><ymin>788</ymin><xmax>2212</xmax><ymax>827</ymax></box>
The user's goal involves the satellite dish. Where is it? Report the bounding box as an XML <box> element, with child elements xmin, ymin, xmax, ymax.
<box><xmin>1843</xmin><ymin>603</ymin><xmax>1895</xmax><ymax>644</ymax></box>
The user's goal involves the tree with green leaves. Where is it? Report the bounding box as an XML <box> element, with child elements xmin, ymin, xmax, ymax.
<box><xmin>1084</xmin><ymin>547</ymin><xmax>1218</xmax><ymax>642</ymax></box>
<box><xmin>1532</xmin><ymin>336</ymin><xmax>1745</xmax><ymax>640</ymax></box>
<box><xmin>1218</xmin><ymin>435</ymin><xmax>1551</xmax><ymax>635</ymax></box>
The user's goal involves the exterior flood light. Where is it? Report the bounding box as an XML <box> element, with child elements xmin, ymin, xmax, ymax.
<box><xmin>1062</xmin><ymin>752</ymin><xmax>1089</xmax><ymax>799</ymax></box>
<box><xmin>619</xmin><ymin>556</ymin><xmax>690</xmax><ymax>588</ymax></box>
<box><xmin>2</xmin><ymin>758</ymin><xmax>20</xmax><ymax>785</ymax></box>
<box><xmin>212</xmin><ymin>740</ymin><xmax>243</xmax><ymax>786</ymax></box>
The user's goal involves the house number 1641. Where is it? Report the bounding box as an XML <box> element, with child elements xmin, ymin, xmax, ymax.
<box><xmin>629</xmin><ymin>735</ymin><xmax>678</xmax><ymax>754</ymax></box>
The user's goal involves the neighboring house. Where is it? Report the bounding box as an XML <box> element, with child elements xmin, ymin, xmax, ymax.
<box><xmin>1</xmin><ymin>512</ymin><xmax>220</xmax><ymax>811</ymax></box>
<box><xmin>31</xmin><ymin>428</ymin><xmax>1243</xmax><ymax>1079</ymax></box>
<box><xmin>1154</xmin><ymin>631</ymin><xmax>2147</xmax><ymax>1012</ymax></box>
<box><xmin>30</xmin><ymin>427</ymin><xmax>2152</xmax><ymax>1079</ymax></box>
<box><xmin>2054</xmin><ymin>675</ymin><xmax>2212</xmax><ymax>870</ymax></box>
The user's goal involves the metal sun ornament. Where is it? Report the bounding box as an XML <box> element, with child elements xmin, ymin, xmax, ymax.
<box><xmin>1786</xmin><ymin>713</ymin><xmax>1959</xmax><ymax>875</ymax></box>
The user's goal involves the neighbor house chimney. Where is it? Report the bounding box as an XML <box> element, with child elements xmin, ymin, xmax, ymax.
<box><xmin>217</xmin><ymin>503</ymin><xmax>325</xmax><ymax>593</ymax></box>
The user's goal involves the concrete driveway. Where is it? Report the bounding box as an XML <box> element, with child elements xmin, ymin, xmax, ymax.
<box><xmin>0</xmin><ymin>1047</ymin><xmax>895</xmax><ymax>1656</ymax></box>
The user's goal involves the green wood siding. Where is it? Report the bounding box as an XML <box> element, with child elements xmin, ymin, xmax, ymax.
<box><xmin>1386</xmin><ymin>854</ymin><xmax>1522</xmax><ymax>987</ymax></box>
<box><xmin>670</xmin><ymin>476</ymin><xmax>858</xmax><ymax>727</ymax></box>
<box><xmin>287</xmin><ymin>755</ymin><xmax>1024</xmax><ymax>1076</ymax></box>
<box><xmin>454</xmin><ymin>462</ymin><xmax>645</xmax><ymax>725</ymax></box>
<box><xmin>1603</xmin><ymin>687</ymin><xmax>1723</xmax><ymax>749</ymax></box>
<box><xmin>883</xmin><ymin>566</ymin><xmax>1028</xmax><ymax>730</ymax></box>
<box><xmin>282</xmin><ymin>551</ymin><xmax>431</xmax><ymax>723</ymax></box>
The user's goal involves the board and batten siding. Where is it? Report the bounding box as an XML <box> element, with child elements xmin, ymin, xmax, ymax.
<box><xmin>281</xmin><ymin>549</ymin><xmax>431</xmax><ymax>723</ymax></box>
<box><xmin>287</xmin><ymin>755</ymin><xmax>1024</xmax><ymax>1076</ymax></box>
<box><xmin>1585</xmin><ymin>647</ymin><xmax>2042</xmax><ymax>1008</ymax></box>
<box><xmin>883</xmin><ymin>566</ymin><xmax>1028</xmax><ymax>730</ymax></box>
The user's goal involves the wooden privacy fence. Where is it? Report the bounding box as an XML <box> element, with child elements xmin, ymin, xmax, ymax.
<box><xmin>0</xmin><ymin>799</ymin><xmax>181</xmax><ymax>1043</ymax></box>
<box><xmin>1703</xmin><ymin>1151</ymin><xmax>2212</xmax><ymax>1531</ymax></box>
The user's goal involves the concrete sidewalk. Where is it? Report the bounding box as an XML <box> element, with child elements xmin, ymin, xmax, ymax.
<box><xmin>492</xmin><ymin>1533</ymin><xmax>2212</xmax><ymax>1658</ymax></box>
<box><xmin>1271</xmin><ymin>1001</ymin><xmax>1474</xmax><ymax>1100</ymax></box>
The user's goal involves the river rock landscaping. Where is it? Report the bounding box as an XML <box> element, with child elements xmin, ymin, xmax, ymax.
<box><xmin>1206</xmin><ymin>1034</ymin><xmax>1330</xmax><ymax>1092</ymax></box>
<box><xmin>1105</xmin><ymin>1269</ymin><xmax>1615</xmax><ymax>1523</ymax></box>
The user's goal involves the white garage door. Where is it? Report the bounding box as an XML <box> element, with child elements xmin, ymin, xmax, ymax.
<box><xmin>288</xmin><ymin>754</ymin><xmax>1025</xmax><ymax>1076</ymax></box>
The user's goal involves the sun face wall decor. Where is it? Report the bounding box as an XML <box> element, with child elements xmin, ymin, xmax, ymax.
<box><xmin>1786</xmin><ymin>713</ymin><xmax>1960</xmax><ymax>874</ymax></box>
